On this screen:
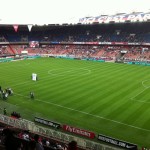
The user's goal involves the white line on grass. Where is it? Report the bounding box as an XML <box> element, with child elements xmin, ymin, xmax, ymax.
<box><xmin>131</xmin><ymin>99</ymin><xmax>150</xmax><ymax>104</ymax></box>
<box><xmin>14</xmin><ymin>92</ymin><xmax>150</xmax><ymax>132</ymax></box>
<box><xmin>11</xmin><ymin>74</ymin><xmax>55</xmax><ymax>88</ymax></box>
<box><xmin>48</xmin><ymin>68</ymin><xmax>91</xmax><ymax>76</ymax></box>
<box><xmin>11</xmin><ymin>68</ymin><xmax>91</xmax><ymax>88</ymax></box>
<box><xmin>12</xmin><ymin>81</ymin><xmax>31</xmax><ymax>87</ymax></box>
<box><xmin>130</xmin><ymin>87</ymin><xmax>149</xmax><ymax>100</ymax></box>
<box><xmin>130</xmin><ymin>80</ymin><xmax>150</xmax><ymax>103</ymax></box>
<box><xmin>142</xmin><ymin>80</ymin><xmax>150</xmax><ymax>88</ymax></box>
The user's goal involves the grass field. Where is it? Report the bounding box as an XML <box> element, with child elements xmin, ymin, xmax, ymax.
<box><xmin>0</xmin><ymin>57</ymin><xmax>150</xmax><ymax>148</ymax></box>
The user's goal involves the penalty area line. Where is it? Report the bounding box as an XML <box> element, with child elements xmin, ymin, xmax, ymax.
<box><xmin>14</xmin><ymin>92</ymin><xmax>150</xmax><ymax>133</ymax></box>
<box><xmin>130</xmin><ymin>87</ymin><xmax>149</xmax><ymax>100</ymax></box>
<box><xmin>130</xmin><ymin>80</ymin><xmax>150</xmax><ymax>103</ymax></box>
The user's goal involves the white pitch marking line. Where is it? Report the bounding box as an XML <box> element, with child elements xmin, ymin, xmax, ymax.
<box><xmin>48</xmin><ymin>68</ymin><xmax>91</xmax><ymax>76</ymax></box>
<box><xmin>130</xmin><ymin>79</ymin><xmax>150</xmax><ymax>102</ymax></box>
<box><xmin>14</xmin><ymin>92</ymin><xmax>150</xmax><ymax>132</ymax></box>
<box><xmin>10</xmin><ymin>73</ymin><xmax>54</xmax><ymax>88</ymax></box>
<box><xmin>142</xmin><ymin>80</ymin><xmax>150</xmax><ymax>88</ymax></box>
<box><xmin>130</xmin><ymin>87</ymin><xmax>149</xmax><ymax>100</ymax></box>
<box><xmin>132</xmin><ymin>99</ymin><xmax>150</xmax><ymax>104</ymax></box>
<box><xmin>12</xmin><ymin>81</ymin><xmax>31</xmax><ymax>87</ymax></box>
<box><xmin>8</xmin><ymin>67</ymin><xmax>91</xmax><ymax>88</ymax></box>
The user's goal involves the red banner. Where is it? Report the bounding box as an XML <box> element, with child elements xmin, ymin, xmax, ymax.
<box><xmin>63</xmin><ymin>125</ymin><xmax>95</xmax><ymax>139</ymax></box>
<box><xmin>13</xmin><ymin>25</ymin><xmax>18</xmax><ymax>32</ymax></box>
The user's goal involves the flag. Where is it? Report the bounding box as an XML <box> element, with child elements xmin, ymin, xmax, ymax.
<box><xmin>13</xmin><ymin>25</ymin><xmax>18</xmax><ymax>32</ymax></box>
<box><xmin>27</xmin><ymin>24</ymin><xmax>32</xmax><ymax>32</ymax></box>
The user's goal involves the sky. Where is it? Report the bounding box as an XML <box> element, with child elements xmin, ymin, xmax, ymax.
<box><xmin>0</xmin><ymin>0</ymin><xmax>149</xmax><ymax>24</ymax></box>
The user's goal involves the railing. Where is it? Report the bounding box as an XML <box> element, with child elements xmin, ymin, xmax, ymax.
<box><xmin>0</xmin><ymin>114</ymin><xmax>124</xmax><ymax>150</ymax></box>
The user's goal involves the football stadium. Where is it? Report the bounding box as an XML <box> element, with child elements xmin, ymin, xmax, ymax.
<box><xmin>0</xmin><ymin>9</ymin><xmax>150</xmax><ymax>150</ymax></box>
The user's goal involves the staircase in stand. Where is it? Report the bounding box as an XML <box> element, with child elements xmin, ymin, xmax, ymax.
<box><xmin>8</xmin><ymin>45</ymin><xmax>17</xmax><ymax>55</ymax></box>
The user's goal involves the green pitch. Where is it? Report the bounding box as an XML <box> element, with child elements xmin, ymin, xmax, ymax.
<box><xmin>0</xmin><ymin>57</ymin><xmax>150</xmax><ymax>148</ymax></box>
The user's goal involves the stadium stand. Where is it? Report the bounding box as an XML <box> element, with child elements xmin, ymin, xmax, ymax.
<box><xmin>0</xmin><ymin>22</ymin><xmax>149</xmax><ymax>43</ymax></box>
<box><xmin>0</xmin><ymin>22</ymin><xmax>149</xmax><ymax>62</ymax></box>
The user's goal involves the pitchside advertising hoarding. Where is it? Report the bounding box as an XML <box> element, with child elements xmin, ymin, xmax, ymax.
<box><xmin>34</xmin><ymin>117</ymin><xmax>61</xmax><ymax>129</ymax></box>
<box><xmin>63</xmin><ymin>125</ymin><xmax>95</xmax><ymax>139</ymax></box>
<box><xmin>98</xmin><ymin>134</ymin><xmax>137</xmax><ymax>150</ymax></box>
<box><xmin>34</xmin><ymin>117</ymin><xmax>138</xmax><ymax>149</ymax></box>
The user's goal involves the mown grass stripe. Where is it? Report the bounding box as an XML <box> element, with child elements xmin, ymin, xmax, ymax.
<box><xmin>1</xmin><ymin>58</ymin><xmax>150</xmax><ymax>148</ymax></box>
